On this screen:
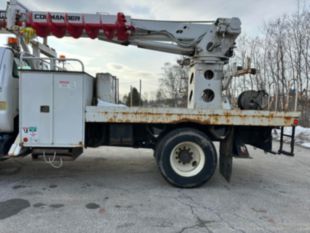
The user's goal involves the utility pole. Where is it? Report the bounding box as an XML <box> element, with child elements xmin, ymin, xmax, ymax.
<box><xmin>139</xmin><ymin>79</ymin><xmax>142</xmax><ymax>106</ymax></box>
<box><xmin>130</xmin><ymin>85</ymin><xmax>133</xmax><ymax>107</ymax></box>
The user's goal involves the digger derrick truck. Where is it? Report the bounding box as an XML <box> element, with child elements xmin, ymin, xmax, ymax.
<box><xmin>0</xmin><ymin>0</ymin><xmax>300</xmax><ymax>187</ymax></box>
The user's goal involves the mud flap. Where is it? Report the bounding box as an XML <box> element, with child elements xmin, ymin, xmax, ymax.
<box><xmin>219</xmin><ymin>128</ymin><xmax>234</xmax><ymax>182</ymax></box>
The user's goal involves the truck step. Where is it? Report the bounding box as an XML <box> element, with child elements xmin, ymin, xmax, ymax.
<box><xmin>278</xmin><ymin>126</ymin><xmax>295</xmax><ymax>156</ymax></box>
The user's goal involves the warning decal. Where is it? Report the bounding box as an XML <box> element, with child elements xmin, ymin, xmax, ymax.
<box><xmin>58</xmin><ymin>80</ymin><xmax>76</xmax><ymax>89</ymax></box>
<box><xmin>22</xmin><ymin>126</ymin><xmax>39</xmax><ymax>142</ymax></box>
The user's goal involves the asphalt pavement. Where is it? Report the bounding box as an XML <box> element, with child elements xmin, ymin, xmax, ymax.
<box><xmin>0</xmin><ymin>142</ymin><xmax>309</xmax><ymax>233</ymax></box>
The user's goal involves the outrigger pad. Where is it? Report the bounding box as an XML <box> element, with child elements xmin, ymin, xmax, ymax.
<box><xmin>219</xmin><ymin>128</ymin><xmax>234</xmax><ymax>182</ymax></box>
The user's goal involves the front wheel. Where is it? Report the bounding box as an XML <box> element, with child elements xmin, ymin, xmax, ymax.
<box><xmin>156</xmin><ymin>128</ymin><xmax>217</xmax><ymax>188</ymax></box>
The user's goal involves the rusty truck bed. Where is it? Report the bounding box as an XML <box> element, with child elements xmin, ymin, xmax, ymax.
<box><xmin>86</xmin><ymin>107</ymin><xmax>300</xmax><ymax>126</ymax></box>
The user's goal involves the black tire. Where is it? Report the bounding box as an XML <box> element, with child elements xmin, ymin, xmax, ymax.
<box><xmin>156</xmin><ymin>128</ymin><xmax>217</xmax><ymax>188</ymax></box>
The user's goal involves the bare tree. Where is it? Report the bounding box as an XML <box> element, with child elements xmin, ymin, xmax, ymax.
<box><xmin>158</xmin><ymin>62</ymin><xmax>188</xmax><ymax>107</ymax></box>
<box><xmin>228</xmin><ymin>3</ymin><xmax>310</xmax><ymax>126</ymax></box>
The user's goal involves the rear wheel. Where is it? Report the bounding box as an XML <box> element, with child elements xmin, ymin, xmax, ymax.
<box><xmin>156</xmin><ymin>128</ymin><xmax>217</xmax><ymax>188</ymax></box>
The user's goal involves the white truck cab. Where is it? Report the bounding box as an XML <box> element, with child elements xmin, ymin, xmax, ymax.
<box><xmin>0</xmin><ymin>47</ymin><xmax>19</xmax><ymax>133</ymax></box>
<box><xmin>0</xmin><ymin>46</ymin><xmax>19</xmax><ymax>155</ymax></box>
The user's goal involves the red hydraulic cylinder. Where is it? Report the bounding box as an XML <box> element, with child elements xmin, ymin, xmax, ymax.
<box><xmin>24</xmin><ymin>11</ymin><xmax>135</xmax><ymax>41</ymax></box>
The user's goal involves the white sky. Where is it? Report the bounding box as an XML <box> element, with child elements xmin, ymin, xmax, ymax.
<box><xmin>0</xmin><ymin>0</ymin><xmax>306</xmax><ymax>99</ymax></box>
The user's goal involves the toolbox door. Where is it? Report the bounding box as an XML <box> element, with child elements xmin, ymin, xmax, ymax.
<box><xmin>20</xmin><ymin>72</ymin><xmax>53</xmax><ymax>145</ymax></box>
<box><xmin>53</xmin><ymin>73</ymin><xmax>84</xmax><ymax>146</ymax></box>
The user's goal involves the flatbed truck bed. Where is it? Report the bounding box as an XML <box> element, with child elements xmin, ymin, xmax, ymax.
<box><xmin>86</xmin><ymin>107</ymin><xmax>300</xmax><ymax>127</ymax></box>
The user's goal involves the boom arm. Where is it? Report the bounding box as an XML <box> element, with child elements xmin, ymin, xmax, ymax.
<box><xmin>0</xmin><ymin>0</ymin><xmax>242</xmax><ymax>111</ymax></box>
<box><xmin>1</xmin><ymin>0</ymin><xmax>241</xmax><ymax>60</ymax></box>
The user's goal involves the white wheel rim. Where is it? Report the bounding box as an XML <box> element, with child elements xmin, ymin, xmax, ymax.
<box><xmin>170</xmin><ymin>141</ymin><xmax>205</xmax><ymax>177</ymax></box>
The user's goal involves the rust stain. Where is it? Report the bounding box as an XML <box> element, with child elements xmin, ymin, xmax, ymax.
<box><xmin>284</xmin><ymin>116</ymin><xmax>293</xmax><ymax>125</ymax></box>
<box><xmin>213</xmin><ymin>115</ymin><xmax>219</xmax><ymax>124</ymax></box>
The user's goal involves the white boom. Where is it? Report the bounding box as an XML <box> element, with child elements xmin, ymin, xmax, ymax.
<box><xmin>0</xmin><ymin>0</ymin><xmax>241</xmax><ymax>110</ymax></box>
<box><xmin>1</xmin><ymin>0</ymin><xmax>241</xmax><ymax>59</ymax></box>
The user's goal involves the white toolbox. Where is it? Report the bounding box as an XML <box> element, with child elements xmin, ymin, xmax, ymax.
<box><xmin>19</xmin><ymin>71</ymin><xmax>93</xmax><ymax>147</ymax></box>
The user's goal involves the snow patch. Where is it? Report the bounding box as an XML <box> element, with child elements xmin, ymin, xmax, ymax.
<box><xmin>272</xmin><ymin>126</ymin><xmax>310</xmax><ymax>149</ymax></box>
